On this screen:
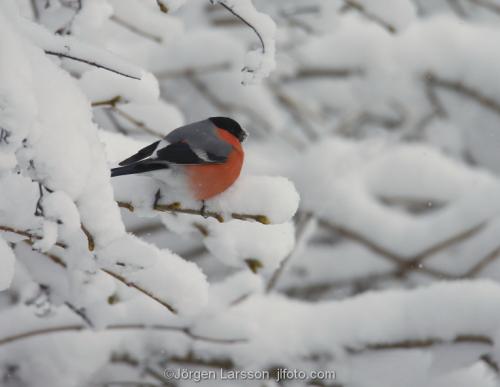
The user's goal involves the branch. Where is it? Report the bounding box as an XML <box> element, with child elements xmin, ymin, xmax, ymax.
<box><xmin>91</xmin><ymin>98</ymin><xmax>165</xmax><ymax>138</ymax></box>
<box><xmin>266</xmin><ymin>212</ymin><xmax>315</xmax><ymax>292</ymax></box>
<box><xmin>212</xmin><ymin>1</ymin><xmax>265</xmax><ymax>54</ymax></box>
<box><xmin>346</xmin><ymin>334</ymin><xmax>493</xmax><ymax>354</ymax></box>
<box><xmin>110</xmin><ymin>16</ymin><xmax>163</xmax><ymax>43</ymax></box>
<box><xmin>341</xmin><ymin>0</ymin><xmax>397</xmax><ymax>33</ymax></box>
<box><xmin>44</xmin><ymin>50</ymin><xmax>141</xmax><ymax>80</ymax></box>
<box><xmin>426</xmin><ymin>72</ymin><xmax>500</xmax><ymax>117</ymax></box>
<box><xmin>283</xmin><ymin>67</ymin><xmax>364</xmax><ymax>81</ymax></box>
<box><xmin>319</xmin><ymin>219</ymin><xmax>486</xmax><ymax>279</ymax></box>
<box><xmin>0</xmin><ymin>322</ymin><xmax>246</xmax><ymax>348</ymax></box>
<box><xmin>102</xmin><ymin>269</ymin><xmax>176</xmax><ymax>313</ymax></box>
<box><xmin>117</xmin><ymin>201</ymin><xmax>270</xmax><ymax>224</ymax></box>
<box><xmin>467</xmin><ymin>0</ymin><xmax>500</xmax><ymax>15</ymax></box>
<box><xmin>22</xmin><ymin>234</ymin><xmax>178</xmax><ymax>314</ymax></box>
<box><xmin>0</xmin><ymin>225</ymin><xmax>67</xmax><ymax>249</ymax></box>
<box><xmin>155</xmin><ymin>62</ymin><xmax>232</xmax><ymax>79</ymax></box>
<box><xmin>110</xmin><ymin>106</ymin><xmax>165</xmax><ymax>139</ymax></box>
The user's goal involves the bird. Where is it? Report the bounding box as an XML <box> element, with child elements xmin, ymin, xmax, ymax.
<box><xmin>110</xmin><ymin>117</ymin><xmax>247</xmax><ymax>212</ymax></box>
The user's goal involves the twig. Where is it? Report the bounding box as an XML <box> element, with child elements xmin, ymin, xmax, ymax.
<box><xmin>111</xmin><ymin>16</ymin><xmax>163</xmax><ymax>43</ymax></box>
<box><xmin>426</xmin><ymin>72</ymin><xmax>500</xmax><ymax>117</ymax></box>
<box><xmin>341</xmin><ymin>0</ymin><xmax>397</xmax><ymax>33</ymax></box>
<box><xmin>22</xmin><ymin>234</ymin><xmax>178</xmax><ymax>314</ymax></box>
<box><xmin>91</xmin><ymin>96</ymin><xmax>123</xmax><ymax>108</ymax></box>
<box><xmin>480</xmin><ymin>354</ymin><xmax>500</xmax><ymax>374</ymax></box>
<box><xmin>44</xmin><ymin>51</ymin><xmax>141</xmax><ymax>80</ymax></box>
<box><xmin>31</xmin><ymin>0</ymin><xmax>40</xmax><ymax>20</ymax></box>
<box><xmin>463</xmin><ymin>245</ymin><xmax>500</xmax><ymax>277</ymax></box>
<box><xmin>111</xmin><ymin>107</ymin><xmax>165</xmax><ymax>138</ymax></box>
<box><xmin>81</xmin><ymin>224</ymin><xmax>95</xmax><ymax>251</ymax></box>
<box><xmin>155</xmin><ymin>62</ymin><xmax>232</xmax><ymax>79</ymax></box>
<box><xmin>447</xmin><ymin>0</ymin><xmax>469</xmax><ymax>17</ymax></box>
<box><xmin>347</xmin><ymin>334</ymin><xmax>493</xmax><ymax>354</ymax></box>
<box><xmin>0</xmin><ymin>225</ymin><xmax>67</xmax><ymax>249</ymax></box>
<box><xmin>117</xmin><ymin>201</ymin><xmax>270</xmax><ymax>224</ymax></box>
<box><xmin>186</xmin><ymin>74</ymin><xmax>271</xmax><ymax>133</ymax></box>
<box><xmin>0</xmin><ymin>322</ymin><xmax>246</xmax><ymax>348</ymax></box>
<box><xmin>64</xmin><ymin>302</ymin><xmax>94</xmax><ymax>327</ymax></box>
<box><xmin>320</xmin><ymin>219</ymin><xmax>486</xmax><ymax>279</ymax></box>
<box><xmin>102</xmin><ymin>269</ymin><xmax>176</xmax><ymax>313</ymax></box>
<box><xmin>156</xmin><ymin>0</ymin><xmax>169</xmax><ymax>13</ymax></box>
<box><xmin>283</xmin><ymin>67</ymin><xmax>364</xmax><ymax>81</ymax></box>
<box><xmin>467</xmin><ymin>0</ymin><xmax>500</xmax><ymax>14</ymax></box>
<box><xmin>266</xmin><ymin>212</ymin><xmax>315</xmax><ymax>292</ymax></box>
<box><xmin>213</xmin><ymin>1</ymin><xmax>265</xmax><ymax>54</ymax></box>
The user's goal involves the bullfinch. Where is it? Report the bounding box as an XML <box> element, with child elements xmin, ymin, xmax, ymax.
<box><xmin>110</xmin><ymin>117</ymin><xmax>248</xmax><ymax>210</ymax></box>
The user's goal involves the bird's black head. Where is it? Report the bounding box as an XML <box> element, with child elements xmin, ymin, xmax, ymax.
<box><xmin>209</xmin><ymin>116</ymin><xmax>248</xmax><ymax>143</ymax></box>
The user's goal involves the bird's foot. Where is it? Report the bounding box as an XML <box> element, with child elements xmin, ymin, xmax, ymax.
<box><xmin>200</xmin><ymin>200</ymin><xmax>209</xmax><ymax>219</ymax></box>
<box><xmin>153</xmin><ymin>189</ymin><xmax>162</xmax><ymax>208</ymax></box>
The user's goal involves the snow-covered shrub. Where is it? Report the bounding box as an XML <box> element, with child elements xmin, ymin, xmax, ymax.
<box><xmin>1</xmin><ymin>0</ymin><xmax>500</xmax><ymax>386</ymax></box>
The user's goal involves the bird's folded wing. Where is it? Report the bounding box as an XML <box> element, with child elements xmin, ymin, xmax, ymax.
<box><xmin>156</xmin><ymin>142</ymin><xmax>227</xmax><ymax>165</ymax></box>
<box><xmin>118</xmin><ymin>140</ymin><xmax>160</xmax><ymax>166</ymax></box>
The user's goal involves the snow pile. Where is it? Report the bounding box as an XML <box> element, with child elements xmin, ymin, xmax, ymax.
<box><xmin>294</xmin><ymin>137</ymin><xmax>500</xmax><ymax>257</ymax></box>
<box><xmin>0</xmin><ymin>3</ymin><xmax>209</xmax><ymax>316</ymax></box>
<box><xmin>204</xmin><ymin>220</ymin><xmax>295</xmax><ymax>272</ymax></box>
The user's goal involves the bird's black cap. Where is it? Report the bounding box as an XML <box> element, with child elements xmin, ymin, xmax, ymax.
<box><xmin>209</xmin><ymin>116</ymin><xmax>248</xmax><ymax>143</ymax></box>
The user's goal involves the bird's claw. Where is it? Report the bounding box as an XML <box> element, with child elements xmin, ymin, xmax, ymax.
<box><xmin>200</xmin><ymin>200</ymin><xmax>209</xmax><ymax>218</ymax></box>
<box><xmin>153</xmin><ymin>189</ymin><xmax>162</xmax><ymax>208</ymax></box>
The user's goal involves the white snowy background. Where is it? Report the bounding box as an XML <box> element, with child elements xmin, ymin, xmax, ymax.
<box><xmin>1</xmin><ymin>0</ymin><xmax>500</xmax><ymax>386</ymax></box>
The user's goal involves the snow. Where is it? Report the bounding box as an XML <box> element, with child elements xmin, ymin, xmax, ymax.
<box><xmin>11</xmin><ymin>5</ymin><xmax>143</xmax><ymax>80</ymax></box>
<box><xmin>204</xmin><ymin>220</ymin><xmax>295</xmax><ymax>272</ymax></box>
<box><xmin>109</xmin><ymin>0</ymin><xmax>184</xmax><ymax>43</ymax></box>
<box><xmin>193</xmin><ymin>280</ymin><xmax>500</xmax><ymax>367</ymax></box>
<box><xmin>79</xmin><ymin>68</ymin><xmax>159</xmax><ymax>104</ymax></box>
<box><xmin>209</xmin><ymin>175</ymin><xmax>300</xmax><ymax>224</ymax></box>
<box><xmin>98</xmin><ymin>234</ymin><xmax>209</xmax><ymax>316</ymax></box>
<box><xmin>0</xmin><ymin>238</ymin><xmax>15</xmax><ymax>291</ymax></box>
<box><xmin>210</xmin><ymin>0</ymin><xmax>277</xmax><ymax>84</ymax></box>
<box><xmin>3</xmin><ymin>1</ymin><xmax>500</xmax><ymax>386</ymax></box>
<box><xmin>40</xmin><ymin>191</ymin><xmax>81</xmax><ymax>231</ymax></box>
<box><xmin>112</xmin><ymin>173</ymin><xmax>299</xmax><ymax>224</ymax></box>
<box><xmin>294</xmin><ymin>137</ymin><xmax>500</xmax><ymax>257</ymax></box>
<box><xmin>353</xmin><ymin>0</ymin><xmax>417</xmax><ymax>31</ymax></box>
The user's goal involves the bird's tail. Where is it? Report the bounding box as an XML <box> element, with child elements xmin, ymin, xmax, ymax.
<box><xmin>110</xmin><ymin>160</ymin><xmax>168</xmax><ymax>177</ymax></box>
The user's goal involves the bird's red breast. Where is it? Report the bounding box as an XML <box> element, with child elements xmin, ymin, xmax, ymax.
<box><xmin>186</xmin><ymin>128</ymin><xmax>244</xmax><ymax>200</ymax></box>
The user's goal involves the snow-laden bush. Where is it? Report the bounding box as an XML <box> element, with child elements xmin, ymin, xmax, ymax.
<box><xmin>1</xmin><ymin>0</ymin><xmax>500</xmax><ymax>386</ymax></box>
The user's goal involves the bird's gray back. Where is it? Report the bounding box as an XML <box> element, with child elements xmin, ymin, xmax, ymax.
<box><xmin>165</xmin><ymin>119</ymin><xmax>232</xmax><ymax>159</ymax></box>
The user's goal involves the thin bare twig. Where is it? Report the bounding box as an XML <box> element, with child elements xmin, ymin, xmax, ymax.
<box><xmin>426</xmin><ymin>72</ymin><xmax>500</xmax><ymax>117</ymax></box>
<box><xmin>467</xmin><ymin>0</ymin><xmax>500</xmax><ymax>14</ymax></box>
<box><xmin>0</xmin><ymin>322</ymin><xmax>246</xmax><ymax>348</ymax></box>
<box><xmin>112</xmin><ymin>107</ymin><xmax>165</xmax><ymax>138</ymax></box>
<box><xmin>266</xmin><ymin>212</ymin><xmax>315</xmax><ymax>292</ymax></box>
<box><xmin>111</xmin><ymin>16</ymin><xmax>163</xmax><ymax>43</ymax></box>
<box><xmin>212</xmin><ymin>1</ymin><xmax>266</xmax><ymax>54</ymax></box>
<box><xmin>347</xmin><ymin>334</ymin><xmax>493</xmax><ymax>354</ymax></box>
<box><xmin>0</xmin><ymin>225</ymin><xmax>67</xmax><ymax>249</ymax></box>
<box><xmin>44</xmin><ymin>51</ymin><xmax>141</xmax><ymax>80</ymax></box>
<box><xmin>319</xmin><ymin>219</ymin><xmax>486</xmax><ymax>279</ymax></box>
<box><xmin>341</xmin><ymin>0</ymin><xmax>397</xmax><ymax>33</ymax></box>
<box><xmin>101</xmin><ymin>269</ymin><xmax>176</xmax><ymax>313</ymax></box>
<box><xmin>155</xmin><ymin>62</ymin><xmax>231</xmax><ymax>80</ymax></box>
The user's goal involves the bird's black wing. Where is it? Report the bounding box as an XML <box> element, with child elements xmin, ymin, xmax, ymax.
<box><xmin>118</xmin><ymin>140</ymin><xmax>160</xmax><ymax>166</ymax></box>
<box><xmin>156</xmin><ymin>141</ymin><xmax>227</xmax><ymax>165</ymax></box>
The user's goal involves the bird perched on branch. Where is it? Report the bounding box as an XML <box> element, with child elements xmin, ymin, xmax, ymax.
<box><xmin>111</xmin><ymin>117</ymin><xmax>247</xmax><ymax>211</ymax></box>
